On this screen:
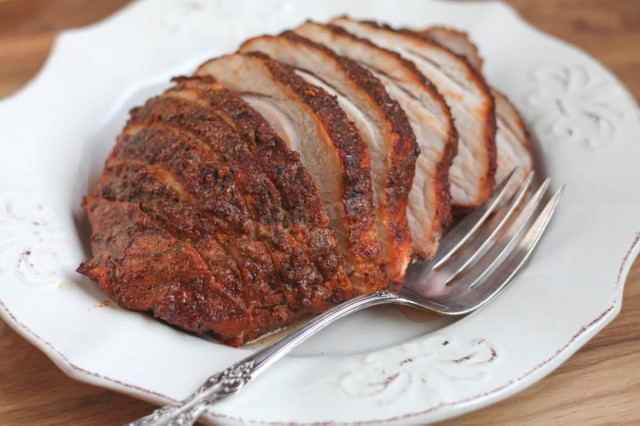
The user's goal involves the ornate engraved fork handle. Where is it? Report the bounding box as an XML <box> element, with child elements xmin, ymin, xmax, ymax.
<box><xmin>126</xmin><ymin>290</ymin><xmax>398</xmax><ymax>426</ymax></box>
<box><xmin>128</xmin><ymin>359</ymin><xmax>257</xmax><ymax>426</ymax></box>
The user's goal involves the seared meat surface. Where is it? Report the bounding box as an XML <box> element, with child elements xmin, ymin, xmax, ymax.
<box><xmin>79</xmin><ymin>197</ymin><xmax>252</xmax><ymax>340</ymax></box>
<box><xmin>79</xmin><ymin>78</ymin><xmax>354</xmax><ymax>346</ymax></box>
<box><xmin>78</xmin><ymin>17</ymin><xmax>533</xmax><ymax>346</ymax></box>
<box><xmin>293</xmin><ymin>22</ymin><xmax>457</xmax><ymax>260</ymax></box>
<box><xmin>174</xmin><ymin>77</ymin><xmax>351</xmax><ymax>289</ymax></box>
<box><xmin>239</xmin><ymin>32</ymin><xmax>418</xmax><ymax>280</ymax></box>
<box><xmin>196</xmin><ymin>53</ymin><xmax>387</xmax><ymax>292</ymax></box>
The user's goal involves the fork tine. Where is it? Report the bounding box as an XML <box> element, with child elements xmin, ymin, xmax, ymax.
<box><xmin>439</xmin><ymin>171</ymin><xmax>535</xmax><ymax>284</ymax></box>
<box><xmin>432</xmin><ymin>168</ymin><xmax>519</xmax><ymax>268</ymax></box>
<box><xmin>459</xmin><ymin>185</ymin><xmax>564</xmax><ymax>313</ymax></box>
<box><xmin>463</xmin><ymin>178</ymin><xmax>551</xmax><ymax>289</ymax></box>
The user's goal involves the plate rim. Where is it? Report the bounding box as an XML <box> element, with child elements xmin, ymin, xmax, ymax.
<box><xmin>1</xmin><ymin>0</ymin><xmax>639</xmax><ymax>424</ymax></box>
<box><xmin>1</xmin><ymin>236</ymin><xmax>638</xmax><ymax>425</ymax></box>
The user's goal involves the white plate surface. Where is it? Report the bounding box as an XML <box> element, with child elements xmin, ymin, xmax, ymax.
<box><xmin>0</xmin><ymin>0</ymin><xmax>639</xmax><ymax>424</ymax></box>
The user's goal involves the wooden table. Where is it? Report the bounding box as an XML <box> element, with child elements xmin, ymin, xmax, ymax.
<box><xmin>1</xmin><ymin>1</ymin><xmax>638</xmax><ymax>424</ymax></box>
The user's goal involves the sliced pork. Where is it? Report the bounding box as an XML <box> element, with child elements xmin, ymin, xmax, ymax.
<box><xmin>79</xmin><ymin>80</ymin><xmax>355</xmax><ymax>346</ymax></box>
<box><xmin>170</xmin><ymin>76</ymin><xmax>351</xmax><ymax>291</ymax></box>
<box><xmin>422</xmin><ymin>27</ymin><xmax>483</xmax><ymax>71</ymax></box>
<box><xmin>332</xmin><ymin>17</ymin><xmax>496</xmax><ymax>212</ymax></box>
<box><xmin>78</xmin><ymin>16</ymin><xmax>534</xmax><ymax>347</ymax></box>
<box><xmin>422</xmin><ymin>27</ymin><xmax>533</xmax><ymax>186</ymax></box>
<box><xmin>239</xmin><ymin>32</ymin><xmax>418</xmax><ymax>280</ymax></box>
<box><xmin>491</xmin><ymin>89</ymin><xmax>534</xmax><ymax>185</ymax></box>
<box><xmin>293</xmin><ymin>21</ymin><xmax>456</xmax><ymax>259</ymax></box>
<box><xmin>195</xmin><ymin>53</ymin><xmax>388</xmax><ymax>291</ymax></box>
<box><xmin>79</xmin><ymin>197</ymin><xmax>253</xmax><ymax>341</ymax></box>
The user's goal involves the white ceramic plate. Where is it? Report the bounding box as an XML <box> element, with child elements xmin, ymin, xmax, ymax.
<box><xmin>1</xmin><ymin>0</ymin><xmax>639</xmax><ymax>424</ymax></box>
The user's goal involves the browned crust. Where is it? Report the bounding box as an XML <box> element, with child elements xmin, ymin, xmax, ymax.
<box><xmin>79</xmin><ymin>86</ymin><xmax>358</xmax><ymax>345</ymax></box>
<box><xmin>107</xmin><ymin>121</ymin><xmax>309</xmax><ymax>341</ymax></box>
<box><xmin>324</xmin><ymin>23</ymin><xmax>447</xmax><ymax>118</ymax></box>
<box><xmin>284</xmin><ymin>32</ymin><xmax>417</xmax><ymax>280</ymax></box>
<box><xmin>241</xmin><ymin>33</ymin><xmax>417</xmax><ymax>281</ymax></box>
<box><xmin>430</xmin><ymin>121</ymin><xmax>458</xmax><ymax>246</ymax></box>
<box><xmin>78</xmin><ymin>197</ymin><xmax>251</xmax><ymax>346</ymax></box>
<box><xmin>95</xmin><ymin>160</ymin><xmax>250</xmax><ymax>303</ymax></box>
<box><xmin>241</xmin><ymin>51</ymin><xmax>388</xmax><ymax>292</ymax></box>
<box><xmin>92</xmin><ymin>160</ymin><xmax>286</xmax><ymax>343</ymax></box>
<box><xmin>171</xmin><ymin>76</ymin><xmax>329</xmax><ymax>228</ymax></box>
<box><xmin>319</xmin><ymin>22</ymin><xmax>457</xmax><ymax>259</ymax></box>
<box><xmin>126</xmin><ymin>97</ymin><xmax>347</xmax><ymax>315</ymax></box>
<box><xmin>169</xmin><ymin>75</ymin><xmax>354</xmax><ymax>304</ymax></box>
<box><xmin>351</xmin><ymin>19</ymin><xmax>497</xmax><ymax>210</ymax></box>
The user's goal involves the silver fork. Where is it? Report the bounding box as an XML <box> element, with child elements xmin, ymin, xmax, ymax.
<box><xmin>128</xmin><ymin>170</ymin><xmax>563</xmax><ymax>426</ymax></box>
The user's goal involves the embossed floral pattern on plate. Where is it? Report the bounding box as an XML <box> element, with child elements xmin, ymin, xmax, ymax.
<box><xmin>0</xmin><ymin>0</ymin><xmax>638</xmax><ymax>425</ymax></box>
<box><xmin>524</xmin><ymin>64</ymin><xmax>626</xmax><ymax>149</ymax></box>
<box><xmin>340</xmin><ymin>336</ymin><xmax>497</xmax><ymax>406</ymax></box>
<box><xmin>0</xmin><ymin>191</ymin><xmax>67</xmax><ymax>286</ymax></box>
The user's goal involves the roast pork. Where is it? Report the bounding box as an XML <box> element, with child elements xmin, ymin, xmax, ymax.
<box><xmin>79</xmin><ymin>79</ymin><xmax>356</xmax><ymax>346</ymax></box>
<box><xmin>422</xmin><ymin>27</ymin><xmax>533</xmax><ymax>186</ymax></box>
<box><xmin>332</xmin><ymin>17</ymin><xmax>497</xmax><ymax>212</ymax></box>
<box><xmin>195</xmin><ymin>53</ymin><xmax>388</xmax><ymax>291</ymax></box>
<box><xmin>239</xmin><ymin>32</ymin><xmax>418</xmax><ymax>280</ymax></box>
<box><xmin>78</xmin><ymin>17</ymin><xmax>534</xmax><ymax>346</ymax></box>
<box><xmin>293</xmin><ymin>21</ymin><xmax>457</xmax><ymax>260</ymax></box>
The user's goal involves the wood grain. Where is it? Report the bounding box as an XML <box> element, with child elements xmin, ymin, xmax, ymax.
<box><xmin>0</xmin><ymin>0</ymin><xmax>638</xmax><ymax>424</ymax></box>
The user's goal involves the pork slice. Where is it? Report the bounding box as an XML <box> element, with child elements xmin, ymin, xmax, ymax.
<box><xmin>332</xmin><ymin>17</ymin><xmax>496</xmax><ymax>212</ymax></box>
<box><xmin>95</xmin><ymin>157</ymin><xmax>333</xmax><ymax>341</ymax></box>
<box><xmin>78</xmin><ymin>197</ymin><xmax>252</xmax><ymax>346</ymax></box>
<box><xmin>104</xmin><ymin>122</ymin><xmax>307</xmax><ymax>342</ymax></box>
<box><xmin>80</xmin><ymin>90</ymin><xmax>351</xmax><ymax>345</ymax></box>
<box><xmin>239</xmin><ymin>32</ymin><xmax>418</xmax><ymax>281</ymax></box>
<box><xmin>239</xmin><ymin>32</ymin><xmax>417</xmax><ymax>281</ymax></box>
<box><xmin>96</xmin><ymin>160</ymin><xmax>249</xmax><ymax>308</ymax></box>
<box><xmin>421</xmin><ymin>27</ymin><xmax>483</xmax><ymax>71</ymax></box>
<box><xmin>491</xmin><ymin>90</ymin><xmax>533</xmax><ymax>185</ymax></box>
<box><xmin>195</xmin><ymin>53</ymin><xmax>387</xmax><ymax>292</ymax></box>
<box><xmin>421</xmin><ymin>27</ymin><xmax>533</xmax><ymax>187</ymax></box>
<box><xmin>94</xmin><ymin>160</ymin><xmax>303</xmax><ymax>340</ymax></box>
<box><xmin>294</xmin><ymin>21</ymin><xmax>456</xmax><ymax>260</ymax></box>
<box><xmin>166</xmin><ymin>76</ymin><xmax>352</xmax><ymax>310</ymax></box>
<box><xmin>123</xmin><ymin>98</ymin><xmax>349</xmax><ymax>318</ymax></box>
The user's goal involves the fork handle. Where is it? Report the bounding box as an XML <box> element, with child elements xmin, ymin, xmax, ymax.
<box><xmin>127</xmin><ymin>290</ymin><xmax>396</xmax><ymax>426</ymax></box>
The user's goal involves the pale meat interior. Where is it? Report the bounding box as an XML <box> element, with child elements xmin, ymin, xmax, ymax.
<box><xmin>423</xmin><ymin>27</ymin><xmax>484</xmax><ymax>70</ymax></box>
<box><xmin>493</xmin><ymin>89</ymin><xmax>533</xmax><ymax>184</ymax></box>
<box><xmin>423</xmin><ymin>26</ymin><xmax>533</xmax><ymax>186</ymax></box>
<box><xmin>240</xmin><ymin>35</ymin><xmax>412</xmax><ymax>278</ymax></box>
<box><xmin>294</xmin><ymin>22</ymin><xmax>453</xmax><ymax>258</ymax></box>
<box><xmin>332</xmin><ymin>17</ymin><xmax>494</xmax><ymax>209</ymax></box>
<box><xmin>195</xmin><ymin>55</ymin><xmax>353</xmax><ymax>275</ymax></box>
